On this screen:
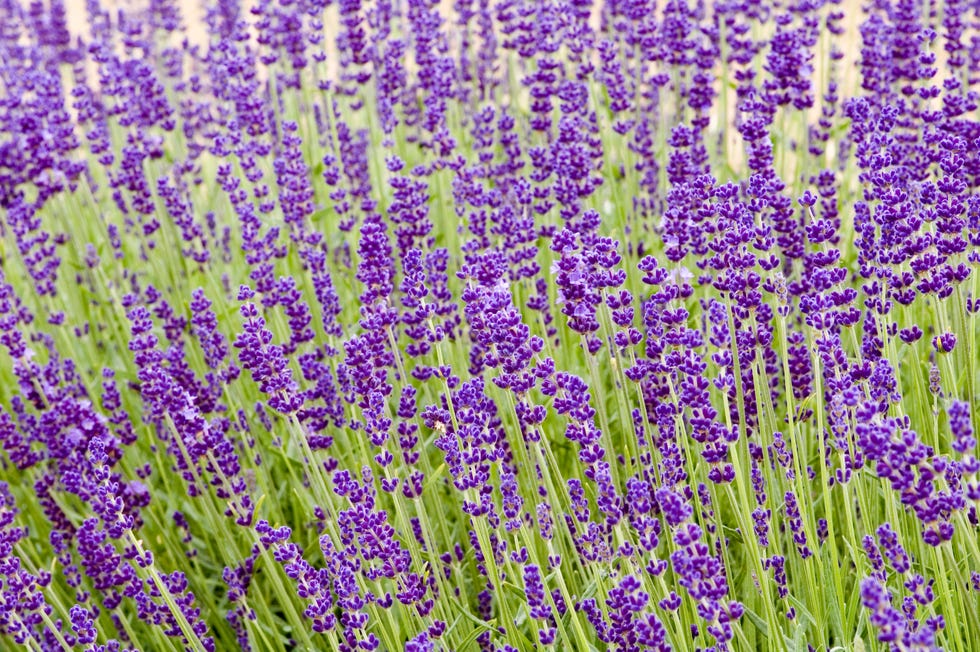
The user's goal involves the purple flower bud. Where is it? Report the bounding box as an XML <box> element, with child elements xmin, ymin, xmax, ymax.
<box><xmin>932</xmin><ymin>332</ymin><xmax>956</xmax><ymax>353</ymax></box>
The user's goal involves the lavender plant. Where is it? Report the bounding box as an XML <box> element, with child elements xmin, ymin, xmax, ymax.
<box><xmin>0</xmin><ymin>0</ymin><xmax>978</xmax><ymax>651</ymax></box>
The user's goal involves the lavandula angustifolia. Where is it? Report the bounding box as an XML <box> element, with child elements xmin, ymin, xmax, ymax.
<box><xmin>645</xmin><ymin>0</ymin><xmax>709</xmax><ymax>218</ymax></box>
<box><xmin>703</xmin><ymin>181</ymin><xmax>777</xmax><ymax>435</ymax></box>
<box><xmin>796</xmin><ymin>187</ymin><xmax>864</xmax><ymax>474</ymax></box>
<box><xmin>269</xmin><ymin>119</ymin><xmax>348</xmax><ymax>376</ymax></box>
<box><xmin>326</xmin><ymin>118</ymin><xmax>373</xmax><ymax>234</ymax></box>
<box><xmin>406</xmin><ymin>0</ymin><xmax>456</xmax><ymax>153</ymax></box>
<box><xmin>214</xmin><ymin>153</ymin><xmax>283</xmax><ymax>305</ymax></box>
<box><xmin>207</xmin><ymin>26</ymin><xmax>276</xmax><ymax>213</ymax></box>
<box><xmin>855</xmin><ymin>400</ymin><xmax>964</xmax><ymax>547</ymax></box>
<box><xmin>130</xmin><ymin>301</ymin><xmax>254</xmax><ymax>525</ymax></box>
<box><xmin>860</xmin><ymin>523</ymin><xmax>946</xmax><ymax>649</ymax></box>
<box><xmin>635</xmin><ymin>255</ymin><xmax>733</xmax><ymax>494</ymax></box>
<box><xmin>250</xmin><ymin>0</ymin><xmax>304</xmax><ymax>90</ymax></box>
<box><xmin>636</xmin><ymin>259</ymin><xmax>745</xmax><ymax>632</ymax></box>
<box><xmin>206</xmin><ymin>22</ymin><xmax>270</xmax><ymax>140</ymax></box>
<box><xmin>342</xmin><ymin>191</ymin><xmax>397</xmax><ymax>400</ymax></box>
<box><xmin>1</xmin><ymin>48</ymin><xmax>83</xmax><ymax>200</ymax></box>
<box><xmin>596</xmin><ymin>39</ymin><xmax>635</xmax><ymax>135</ymax></box>
<box><xmin>471</xmin><ymin>0</ymin><xmax>501</xmax><ymax>102</ymax></box>
<box><xmin>146</xmin><ymin>292</ymin><xmax>208</xmax><ymax>407</ymax></box>
<box><xmin>949</xmin><ymin>401</ymin><xmax>980</xmax><ymax>509</ymax></box>
<box><xmin>326</xmin><ymin>170</ymin><xmax>464</xmax><ymax>638</ymax></box>
<box><xmin>453</xmin><ymin>0</ymin><xmax>477</xmax><ymax>105</ymax></box>
<box><xmin>157</xmin><ymin>175</ymin><xmax>210</xmax><ymax>266</ymax></box>
<box><xmin>398</xmin><ymin>247</ymin><xmax>437</xmax><ymax>365</ymax></box>
<box><xmin>551</xmin><ymin>209</ymin><xmax>604</xmax><ymax>350</ymax></box>
<box><xmin>375</xmin><ymin>37</ymin><xmax>407</xmax><ymax>139</ymax></box>
<box><xmin>683</xmin><ymin>8</ymin><xmax>718</xmax><ymax>168</ymax></box>
<box><xmin>100</xmin><ymin>368</ymin><xmax>137</xmax><ymax>449</ymax></box>
<box><xmin>6</xmin><ymin>0</ymin><xmax>980</xmax><ymax>648</ymax></box>
<box><xmin>385</xmin><ymin>155</ymin><xmax>434</xmax><ymax>262</ymax></box>
<box><xmin>367</xmin><ymin>0</ymin><xmax>393</xmax><ymax>61</ymax></box>
<box><xmin>233</xmin><ymin>286</ymin><xmax>302</xmax><ymax>416</ymax></box>
<box><xmin>189</xmin><ymin>288</ymin><xmax>242</xmax><ymax>413</ymax></box>
<box><xmin>550</xmin><ymin>80</ymin><xmax>604</xmax><ymax>223</ymax></box>
<box><xmin>153</xmin><ymin>285</ymin><xmax>344</xmax><ymax>648</ymax></box>
<box><xmin>0</xmin><ymin>291</ymin><xmax>213</xmax><ymax>650</ymax></box>
<box><xmin>90</xmin><ymin>24</ymin><xmax>176</xmax><ymax>240</ymax></box>
<box><xmin>0</xmin><ymin>272</ymin><xmax>68</xmax><ymax>468</ymax></box>
<box><xmin>77</xmin><ymin>439</ymin><xmax>216</xmax><ymax>652</ymax></box>
<box><xmin>332</xmin><ymin>468</ymin><xmax>433</xmax><ymax>624</ymax></box>
<box><xmin>258</xmin><ymin>523</ymin><xmax>339</xmax><ymax>639</ymax></box>
<box><xmin>455</xmin><ymin>254</ymin><xmax>597</xmax><ymax>644</ymax></box>
<box><xmin>860</xmin><ymin>576</ymin><xmax>912</xmax><ymax>648</ymax></box>
<box><xmin>581</xmin><ymin>573</ymin><xmax>673</xmax><ymax>651</ymax></box>
<box><xmin>763</xmin><ymin>7</ymin><xmax>817</xmax><ymax>114</ymax></box>
<box><xmin>659</xmin><ymin>483</ymin><xmax>743</xmax><ymax>651</ymax></box>
<box><xmin>222</xmin><ymin>553</ymin><xmax>259</xmax><ymax>651</ymax></box>
<box><xmin>274</xmin><ymin>120</ymin><xmax>319</xmax><ymax>248</ymax></box>
<box><xmin>336</xmin><ymin>0</ymin><xmax>372</xmax><ymax>102</ymax></box>
<box><xmin>454</xmin><ymin>106</ymin><xmax>549</xmax><ymax>341</ymax></box>
<box><xmin>869</xmin><ymin>0</ymin><xmax>941</xmax><ymax>172</ymax></box>
<box><xmin>661</xmin><ymin>134</ymin><xmax>713</xmax><ymax>265</ymax></box>
<box><xmin>806</xmin><ymin>2</ymin><xmax>846</xmax><ymax>161</ymax></box>
<box><xmin>0</xmin><ymin>481</ymin><xmax>65</xmax><ymax>648</ymax></box>
<box><xmin>846</xmin><ymin>82</ymin><xmax>975</xmax><ymax>413</ymax></box>
<box><xmin>513</xmin><ymin>0</ymin><xmax>562</xmax><ymax>136</ymax></box>
<box><xmin>0</xmin><ymin>60</ymin><xmax>84</xmax><ymax>297</ymax></box>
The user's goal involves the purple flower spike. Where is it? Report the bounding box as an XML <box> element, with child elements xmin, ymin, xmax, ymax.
<box><xmin>234</xmin><ymin>298</ymin><xmax>302</xmax><ymax>414</ymax></box>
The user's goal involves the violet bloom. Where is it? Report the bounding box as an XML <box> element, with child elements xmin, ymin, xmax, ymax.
<box><xmin>336</xmin><ymin>0</ymin><xmax>372</xmax><ymax>98</ymax></box>
<box><xmin>254</xmin><ymin>521</ymin><xmax>339</xmax><ymax>637</ymax></box>
<box><xmin>521</xmin><ymin>564</ymin><xmax>555</xmax><ymax>644</ymax></box>
<box><xmin>158</xmin><ymin>176</ymin><xmax>210</xmax><ymax>265</ymax></box>
<box><xmin>234</xmin><ymin>287</ymin><xmax>302</xmax><ymax>415</ymax></box>
<box><xmin>861</xmin><ymin>578</ymin><xmax>906</xmax><ymax>646</ymax></box>
<box><xmin>784</xmin><ymin>491</ymin><xmax>811</xmax><ymax>559</ymax></box>
<box><xmin>421</xmin><ymin>376</ymin><xmax>504</xmax><ymax>519</ymax></box>
<box><xmin>948</xmin><ymin>402</ymin><xmax>980</xmax><ymax>504</ymax></box>
<box><xmin>129</xmin><ymin>304</ymin><xmax>254</xmax><ymax>525</ymax></box>
<box><xmin>406</xmin><ymin>0</ymin><xmax>457</xmax><ymax>151</ymax></box>
<box><xmin>189</xmin><ymin>288</ymin><xmax>242</xmax><ymax>407</ymax></box>
<box><xmin>376</xmin><ymin>37</ymin><xmax>407</xmax><ymax>136</ymax></box>
<box><xmin>597</xmin><ymin>40</ymin><xmax>635</xmax><ymax>133</ymax></box>
<box><xmin>0</xmin><ymin>483</ymin><xmax>60</xmax><ymax>647</ymax></box>
<box><xmin>273</xmin><ymin>121</ymin><xmax>320</xmax><ymax>248</ymax></box>
<box><xmin>664</xmin><ymin>498</ymin><xmax>743</xmax><ymax>651</ymax></box>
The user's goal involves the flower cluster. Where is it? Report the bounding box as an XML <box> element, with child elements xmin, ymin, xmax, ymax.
<box><xmin>0</xmin><ymin>1</ymin><xmax>978</xmax><ymax>651</ymax></box>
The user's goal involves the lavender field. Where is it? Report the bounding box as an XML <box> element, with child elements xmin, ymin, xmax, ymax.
<box><xmin>1</xmin><ymin>0</ymin><xmax>978</xmax><ymax>650</ymax></box>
